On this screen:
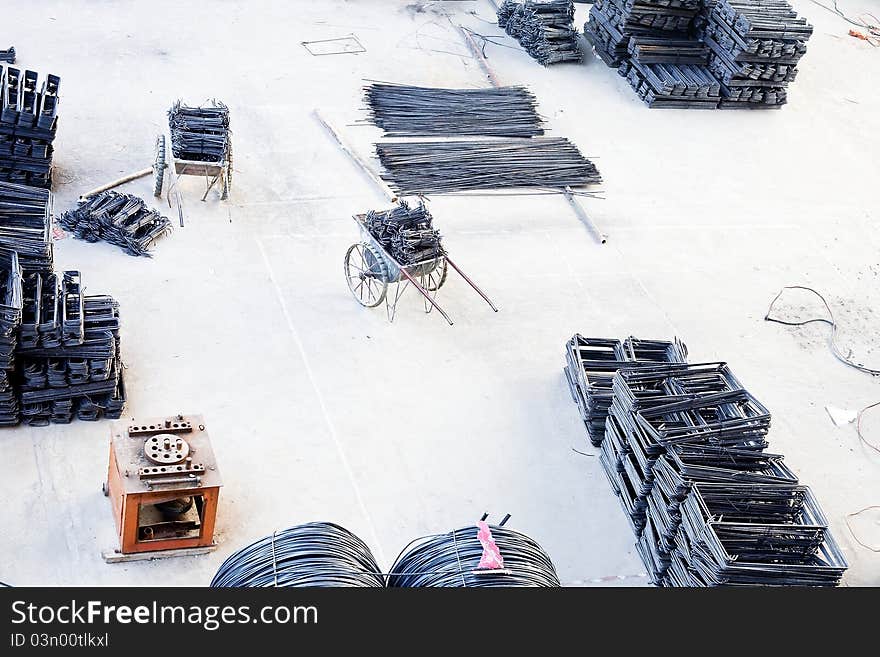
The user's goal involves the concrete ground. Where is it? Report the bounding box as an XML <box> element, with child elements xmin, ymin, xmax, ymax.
<box><xmin>0</xmin><ymin>0</ymin><xmax>878</xmax><ymax>586</ymax></box>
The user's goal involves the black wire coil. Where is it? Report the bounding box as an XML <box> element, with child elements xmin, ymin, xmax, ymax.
<box><xmin>388</xmin><ymin>525</ymin><xmax>560</xmax><ymax>588</ymax></box>
<box><xmin>210</xmin><ymin>522</ymin><xmax>384</xmax><ymax>588</ymax></box>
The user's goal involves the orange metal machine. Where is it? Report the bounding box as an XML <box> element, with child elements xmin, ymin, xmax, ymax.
<box><xmin>104</xmin><ymin>414</ymin><xmax>222</xmax><ymax>561</ymax></box>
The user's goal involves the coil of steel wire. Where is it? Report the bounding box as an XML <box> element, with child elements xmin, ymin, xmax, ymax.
<box><xmin>210</xmin><ymin>522</ymin><xmax>384</xmax><ymax>587</ymax></box>
<box><xmin>387</xmin><ymin>525</ymin><xmax>560</xmax><ymax>587</ymax></box>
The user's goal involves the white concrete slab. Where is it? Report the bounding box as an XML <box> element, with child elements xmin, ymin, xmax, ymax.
<box><xmin>0</xmin><ymin>0</ymin><xmax>877</xmax><ymax>586</ymax></box>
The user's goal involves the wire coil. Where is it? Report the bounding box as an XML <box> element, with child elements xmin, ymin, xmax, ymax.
<box><xmin>388</xmin><ymin>525</ymin><xmax>560</xmax><ymax>588</ymax></box>
<box><xmin>210</xmin><ymin>522</ymin><xmax>384</xmax><ymax>588</ymax></box>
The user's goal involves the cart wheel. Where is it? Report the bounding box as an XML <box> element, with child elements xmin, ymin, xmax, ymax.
<box><xmin>345</xmin><ymin>243</ymin><xmax>388</xmax><ymax>308</ymax></box>
<box><xmin>221</xmin><ymin>141</ymin><xmax>233</xmax><ymax>200</ymax></box>
<box><xmin>424</xmin><ymin>258</ymin><xmax>447</xmax><ymax>291</ymax></box>
<box><xmin>153</xmin><ymin>134</ymin><xmax>166</xmax><ymax>198</ymax></box>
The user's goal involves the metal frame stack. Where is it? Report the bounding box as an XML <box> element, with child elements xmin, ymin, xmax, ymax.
<box><xmin>0</xmin><ymin>180</ymin><xmax>53</xmax><ymax>274</ymax></box>
<box><xmin>0</xmin><ymin>249</ymin><xmax>22</xmax><ymax>425</ymax></box>
<box><xmin>498</xmin><ymin>1</ymin><xmax>582</xmax><ymax>65</ymax></box>
<box><xmin>0</xmin><ymin>66</ymin><xmax>59</xmax><ymax>187</ymax></box>
<box><xmin>563</xmin><ymin>338</ymin><xmax>847</xmax><ymax>586</ymax></box>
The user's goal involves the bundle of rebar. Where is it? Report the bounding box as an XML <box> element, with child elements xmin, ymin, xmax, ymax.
<box><xmin>168</xmin><ymin>100</ymin><xmax>230</xmax><ymax>162</ymax></box>
<box><xmin>0</xmin><ymin>67</ymin><xmax>59</xmax><ymax>187</ymax></box>
<box><xmin>699</xmin><ymin>0</ymin><xmax>812</xmax><ymax>109</ymax></box>
<box><xmin>363</xmin><ymin>83</ymin><xmax>545</xmax><ymax>137</ymax></box>
<box><xmin>376</xmin><ymin>137</ymin><xmax>601</xmax><ymax>195</ymax></box>
<box><xmin>563</xmin><ymin>335</ymin><xmax>848</xmax><ymax>586</ymax></box>
<box><xmin>0</xmin><ymin>180</ymin><xmax>53</xmax><ymax>274</ymax></box>
<box><xmin>59</xmin><ymin>191</ymin><xmax>171</xmax><ymax>257</ymax></box>
<box><xmin>364</xmin><ymin>200</ymin><xmax>443</xmax><ymax>265</ymax></box>
<box><xmin>498</xmin><ymin>1</ymin><xmax>582</xmax><ymax>65</ymax></box>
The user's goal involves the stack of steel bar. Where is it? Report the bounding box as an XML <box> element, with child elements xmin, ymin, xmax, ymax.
<box><xmin>364</xmin><ymin>200</ymin><xmax>442</xmax><ymax>265</ymax></box>
<box><xmin>698</xmin><ymin>0</ymin><xmax>812</xmax><ymax>109</ymax></box>
<box><xmin>618</xmin><ymin>58</ymin><xmax>721</xmax><ymax>107</ymax></box>
<box><xmin>363</xmin><ymin>83</ymin><xmax>545</xmax><ymax>137</ymax></box>
<box><xmin>15</xmin><ymin>272</ymin><xmax>124</xmax><ymax>426</ymax></box>
<box><xmin>0</xmin><ymin>249</ymin><xmax>22</xmax><ymax>425</ymax></box>
<box><xmin>376</xmin><ymin>138</ymin><xmax>601</xmax><ymax>195</ymax></box>
<box><xmin>59</xmin><ymin>191</ymin><xmax>171</xmax><ymax>257</ymax></box>
<box><xmin>497</xmin><ymin>1</ymin><xmax>581</xmax><ymax>65</ymax></box>
<box><xmin>0</xmin><ymin>67</ymin><xmax>60</xmax><ymax>187</ymax></box>
<box><xmin>168</xmin><ymin>100</ymin><xmax>230</xmax><ymax>162</ymax></box>
<box><xmin>562</xmin><ymin>334</ymin><xmax>687</xmax><ymax>446</ymax></box>
<box><xmin>564</xmin><ymin>342</ymin><xmax>848</xmax><ymax>585</ymax></box>
<box><xmin>0</xmin><ymin>180</ymin><xmax>52</xmax><ymax>274</ymax></box>
<box><xmin>628</xmin><ymin>37</ymin><xmax>709</xmax><ymax>64</ymax></box>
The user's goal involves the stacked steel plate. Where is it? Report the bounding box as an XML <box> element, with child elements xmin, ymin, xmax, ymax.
<box><xmin>168</xmin><ymin>100</ymin><xmax>229</xmax><ymax>162</ymax></box>
<box><xmin>497</xmin><ymin>1</ymin><xmax>582</xmax><ymax>65</ymax></box>
<box><xmin>563</xmin><ymin>334</ymin><xmax>688</xmax><ymax>446</ymax></box>
<box><xmin>699</xmin><ymin>0</ymin><xmax>812</xmax><ymax>108</ymax></box>
<box><xmin>564</xmin><ymin>339</ymin><xmax>847</xmax><ymax>585</ymax></box>
<box><xmin>16</xmin><ymin>272</ymin><xmax>125</xmax><ymax>425</ymax></box>
<box><xmin>0</xmin><ymin>67</ymin><xmax>59</xmax><ymax>187</ymax></box>
<box><xmin>365</xmin><ymin>200</ymin><xmax>443</xmax><ymax>265</ymax></box>
<box><xmin>0</xmin><ymin>180</ymin><xmax>53</xmax><ymax>274</ymax></box>
<box><xmin>60</xmin><ymin>192</ymin><xmax>171</xmax><ymax>257</ymax></box>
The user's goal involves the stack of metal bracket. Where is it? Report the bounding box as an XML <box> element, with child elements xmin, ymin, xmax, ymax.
<box><xmin>0</xmin><ymin>67</ymin><xmax>60</xmax><ymax>187</ymax></box>
<box><xmin>59</xmin><ymin>191</ymin><xmax>171</xmax><ymax>257</ymax></box>
<box><xmin>168</xmin><ymin>100</ymin><xmax>229</xmax><ymax>162</ymax></box>
<box><xmin>698</xmin><ymin>0</ymin><xmax>812</xmax><ymax>109</ymax></box>
<box><xmin>563</xmin><ymin>341</ymin><xmax>848</xmax><ymax>586</ymax></box>
<box><xmin>364</xmin><ymin>200</ymin><xmax>443</xmax><ymax>265</ymax></box>
<box><xmin>497</xmin><ymin>1</ymin><xmax>582</xmax><ymax>65</ymax></box>
<box><xmin>15</xmin><ymin>272</ymin><xmax>125</xmax><ymax>426</ymax></box>
<box><xmin>376</xmin><ymin>138</ymin><xmax>601</xmax><ymax>195</ymax></box>
<box><xmin>0</xmin><ymin>180</ymin><xmax>53</xmax><ymax>274</ymax></box>
<box><xmin>563</xmin><ymin>334</ymin><xmax>687</xmax><ymax>446</ymax></box>
<box><xmin>363</xmin><ymin>83</ymin><xmax>545</xmax><ymax>137</ymax></box>
<box><xmin>0</xmin><ymin>249</ymin><xmax>22</xmax><ymax>425</ymax></box>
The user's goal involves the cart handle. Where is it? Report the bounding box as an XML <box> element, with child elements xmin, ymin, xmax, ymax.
<box><xmin>444</xmin><ymin>256</ymin><xmax>499</xmax><ymax>312</ymax></box>
<box><xmin>398</xmin><ymin>268</ymin><xmax>454</xmax><ymax>326</ymax></box>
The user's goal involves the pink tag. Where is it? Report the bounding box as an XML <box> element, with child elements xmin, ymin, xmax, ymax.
<box><xmin>476</xmin><ymin>521</ymin><xmax>504</xmax><ymax>569</ymax></box>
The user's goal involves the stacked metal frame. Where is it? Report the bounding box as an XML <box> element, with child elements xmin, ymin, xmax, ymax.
<box><xmin>0</xmin><ymin>67</ymin><xmax>59</xmax><ymax>187</ymax></box>
<box><xmin>168</xmin><ymin>100</ymin><xmax>230</xmax><ymax>163</ymax></box>
<box><xmin>0</xmin><ymin>248</ymin><xmax>22</xmax><ymax>424</ymax></box>
<box><xmin>498</xmin><ymin>1</ymin><xmax>582</xmax><ymax>66</ymax></box>
<box><xmin>0</xmin><ymin>180</ymin><xmax>52</xmax><ymax>274</ymax></box>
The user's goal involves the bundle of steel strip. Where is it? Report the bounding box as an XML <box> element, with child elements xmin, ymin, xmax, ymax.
<box><xmin>0</xmin><ymin>48</ymin><xmax>14</xmax><ymax>64</ymax></box>
<box><xmin>363</xmin><ymin>83</ymin><xmax>544</xmax><ymax>138</ymax></box>
<box><xmin>0</xmin><ymin>248</ymin><xmax>21</xmax><ymax>424</ymax></box>
<box><xmin>168</xmin><ymin>100</ymin><xmax>230</xmax><ymax>162</ymax></box>
<box><xmin>59</xmin><ymin>191</ymin><xmax>171</xmax><ymax>257</ymax></box>
<box><xmin>364</xmin><ymin>200</ymin><xmax>443</xmax><ymax>265</ymax></box>
<box><xmin>498</xmin><ymin>1</ymin><xmax>582</xmax><ymax>65</ymax></box>
<box><xmin>210</xmin><ymin>522</ymin><xmax>384</xmax><ymax>587</ymax></box>
<box><xmin>619</xmin><ymin>59</ymin><xmax>720</xmax><ymax>107</ymax></box>
<box><xmin>0</xmin><ymin>67</ymin><xmax>59</xmax><ymax>187</ymax></box>
<box><xmin>628</xmin><ymin>37</ymin><xmax>709</xmax><ymax>64</ymax></box>
<box><xmin>562</xmin><ymin>334</ymin><xmax>687</xmax><ymax>446</ymax></box>
<box><xmin>376</xmin><ymin>138</ymin><xmax>601</xmax><ymax>195</ymax></box>
<box><xmin>388</xmin><ymin>524</ymin><xmax>560</xmax><ymax>587</ymax></box>
<box><xmin>0</xmin><ymin>180</ymin><xmax>52</xmax><ymax>273</ymax></box>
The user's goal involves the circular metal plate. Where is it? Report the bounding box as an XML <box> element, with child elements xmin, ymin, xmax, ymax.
<box><xmin>144</xmin><ymin>434</ymin><xmax>190</xmax><ymax>465</ymax></box>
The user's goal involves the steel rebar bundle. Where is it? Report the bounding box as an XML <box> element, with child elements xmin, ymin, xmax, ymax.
<box><xmin>0</xmin><ymin>66</ymin><xmax>60</xmax><ymax>187</ymax></box>
<box><xmin>210</xmin><ymin>523</ymin><xmax>385</xmax><ymax>587</ymax></box>
<box><xmin>0</xmin><ymin>180</ymin><xmax>52</xmax><ymax>274</ymax></box>
<box><xmin>364</xmin><ymin>82</ymin><xmax>545</xmax><ymax>137</ymax></box>
<box><xmin>388</xmin><ymin>525</ymin><xmax>560</xmax><ymax>587</ymax></box>
<box><xmin>364</xmin><ymin>200</ymin><xmax>443</xmax><ymax>265</ymax></box>
<box><xmin>60</xmin><ymin>191</ymin><xmax>171</xmax><ymax>257</ymax></box>
<box><xmin>376</xmin><ymin>137</ymin><xmax>601</xmax><ymax>195</ymax></box>
<box><xmin>498</xmin><ymin>1</ymin><xmax>581</xmax><ymax>65</ymax></box>
<box><xmin>168</xmin><ymin>100</ymin><xmax>230</xmax><ymax>162</ymax></box>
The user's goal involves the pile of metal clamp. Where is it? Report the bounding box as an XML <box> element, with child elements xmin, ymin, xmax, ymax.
<box><xmin>563</xmin><ymin>336</ymin><xmax>847</xmax><ymax>585</ymax></box>
<box><xmin>497</xmin><ymin>1</ymin><xmax>582</xmax><ymax>65</ymax></box>
<box><xmin>697</xmin><ymin>0</ymin><xmax>812</xmax><ymax>109</ymax></box>
<box><xmin>60</xmin><ymin>191</ymin><xmax>171</xmax><ymax>257</ymax></box>
<box><xmin>0</xmin><ymin>66</ymin><xmax>59</xmax><ymax>187</ymax></box>
<box><xmin>365</xmin><ymin>201</ymin><xmax>443</xmax><ymax>265</ymax></box>
<box><xmin>168</xmin><ymin>100</ymin><xmax>230</xmax><ymax>162</ymax></box>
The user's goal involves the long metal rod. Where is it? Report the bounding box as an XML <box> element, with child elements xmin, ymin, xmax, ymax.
<box><xmin>79</xmin><ymin>168</ymin><xmax>152</xmax><ymax>200</ymax></box>
<box><xmin>564</xmin><ymin>187</ymin><xmax>607</xmax><ymax>244</ymax></box>
<box><xmin>398</xmin><ymin>267</ymin><xmax>454</xmax><ymax>325</ymax></box>
<box><xmin>444</xmin><ymin>256</ymin><xmax>499</xmax><ymax>312</ymax></box>
<box><xmin>458</xmin><ymin>26</ymin><xmax>501</xmax><ymax>88</ymax></box>
<box><xmin>313</xmin><ymin>109</ymin><xmax>396</xmax><ymax>201</ymax></box>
